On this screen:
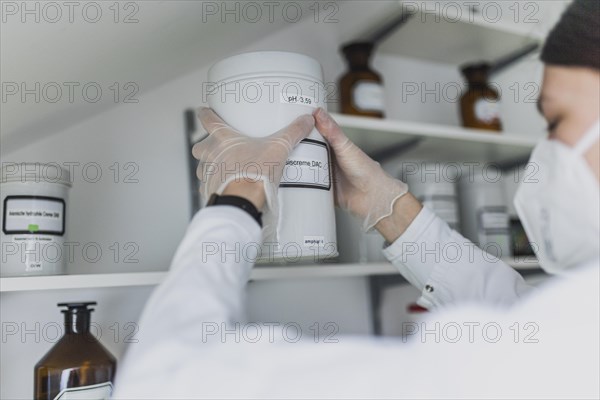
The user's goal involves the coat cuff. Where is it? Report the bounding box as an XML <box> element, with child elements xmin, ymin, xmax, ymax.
<box><xmin>382</xmin><ymin>206</ymin><xmax>438</xmax><ymax>290</ymax></box>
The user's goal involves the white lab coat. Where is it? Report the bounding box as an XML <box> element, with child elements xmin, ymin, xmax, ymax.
<box><xmin>113</xmin><ymin>206</ymin><xmax>599</xmax><ymax>399</ymax></box>
<box><xmin>382</xmin><ymin>206</ymin><xmax>533</xmax><ymax>309</ymax></box>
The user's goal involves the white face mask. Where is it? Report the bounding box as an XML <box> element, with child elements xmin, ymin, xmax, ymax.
<box><xmin>514</xmin><ymin>120</ymin><xmax>600</xmax><ymax>274</ymax></box>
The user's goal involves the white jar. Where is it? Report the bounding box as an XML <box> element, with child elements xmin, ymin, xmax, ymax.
<box><xmin>404</xmin><ymin>163</ymin><xmax>461</xmax><ymax>231</ymax></box>
<box><xmin>458</xmin><ymin>167</ymin><xmax>512</xmax><ymax>259</ymax></box>
<box><xmin>1</xmin><ymin>163</ymin><xmax>72</xmax><ymax>276</ymax></box>
<box><xmin>207</xmin><ymin>51</ymin><xmax>338</xmax><ymax>262</ymax></box>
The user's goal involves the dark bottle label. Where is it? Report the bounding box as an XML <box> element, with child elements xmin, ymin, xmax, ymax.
<box><xmin>53</xmin><ymin>382</ymin><xmax>112</xmax><ymax>400</ymax></box>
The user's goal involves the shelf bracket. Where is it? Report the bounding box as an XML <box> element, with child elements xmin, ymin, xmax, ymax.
<box><xmin>368</xmin><ymin>274</ymin><xmax>407</xmax><ymax>336</ymax></box>
<box><xmin>184</xmin><ymin>109</ymin><xmax>201</xmax><ymax>218</ymax></box>
<box><xmin>489</xmin><ymin>43</ymin><xmax>540</xmax><ymax>76</ymax></box>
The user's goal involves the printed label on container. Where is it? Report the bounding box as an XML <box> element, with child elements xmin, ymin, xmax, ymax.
<box><xmin>280</xmin><ymin>93</ymin><xmax>317</xmax><ymax>107</ymax></box>
<box><xmin>304</xmin><ymin>236</ymin><xmax>325</xmax><ymax>247</ymax></box>
<box><xmin>280</xmin><ymin>139</ymin><xmax>331</xmax><ymax>190</ymax></box>
<box><xmin>3</xmin><ymin>196</ymin><xmax>65</xmax><ymax>236</ymax></box>
<box><xmin>11</xmin><ymin>235</ymin><xmax>55</xmax><ymax>273</ymax></box>
<box><xmin>54</xmin><ymin>382</ymin><xmax>113</xmax><ymax>400</ymax></box>
<box><xmin>478</xmin><ymin>207</ymin><xmax>509</xmax><ymax>233</ymax></box>
<box><xmin>353</xmin><ymin>81</ymin><xmax>385</xmax><ymax>112</ymax></box>
<box><xmin>474</xmin><ymin>99</ymin><xmax>501</xmax><ymax>123</ymax></box>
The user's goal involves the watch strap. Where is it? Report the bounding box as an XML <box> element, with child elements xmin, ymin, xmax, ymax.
<box><xmin>206</xmin><ymin>194</ymin><xmax>263</xmax><ymax>227</ymax></box>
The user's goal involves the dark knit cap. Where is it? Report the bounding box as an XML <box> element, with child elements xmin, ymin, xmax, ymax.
<box><xmin>541</xmin><ymin>0</ymin><xmax>600</xmax><ymax>70</ymax></box>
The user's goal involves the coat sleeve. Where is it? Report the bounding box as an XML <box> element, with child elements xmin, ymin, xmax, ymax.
<box><xmin>383</xmin><ymin>206</ymin><xmax>535</xmax><ymax>309</ymax></box>
<box><xmin>114</xmin><ymin>206</ymin><xmax>262</xmax><ymax>390</ymax></box>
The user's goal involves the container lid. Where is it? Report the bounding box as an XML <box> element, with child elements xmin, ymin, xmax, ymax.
<box><xmin>58</xmin><ymin>301</ymin><xmax>96</xmax><ymax>313</ymax></box>
<box><xmin>460</xmin><ymin>62</ymin><xmax>491</xmax><ymax>80</ymax></box>
<box><xmin>341</xmin><ymin>42</ymin><xmax>375</xmax><ymax>57</ymax></box>
<box><xmin>1</xmin><ymin>162</ymin><xmax>72</xmax><ymax>187</ymax></box>
<box><xmin>208</xmin><ymin>51</ymin><xmax>324</xmax><ymax>84</ymax></box>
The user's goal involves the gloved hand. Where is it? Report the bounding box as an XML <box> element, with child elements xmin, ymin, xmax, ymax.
<box><xmin>314</xmin><ymin>108</ymin><xmax>408</xmax><ymax>232</ymax></box>
<box><xmin>193</xmin><ymin>107</ymin><xmax>315</xmax><ymax>239</ymax></box>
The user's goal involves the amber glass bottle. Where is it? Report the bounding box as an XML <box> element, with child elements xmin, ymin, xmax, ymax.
<box><xmin>460</xmin><ymin>63</ymin><xmax>502</xmax><ymax>132</ymax></box>
<box><xmin>339</xmin><ymin>42</ymin><xmax>385</xmax><ymax>118</ymax></box>
<box><xmin>34</xmin><ymin>302</ymin><xmax>116</xmax><ymax>400</ymax></box>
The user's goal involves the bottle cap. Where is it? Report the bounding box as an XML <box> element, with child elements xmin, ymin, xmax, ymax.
<box><xmin>57</xmin><ymin>302</ymin><xmax>97</xmax><ymax>313</ymax></box>
<box><xmin>341</xmin><ymin>42</ymin><xmax>375</xmax><ymax>58</ymax></box>
<box><xmin>460</xmin><ymin>62</ymin><xmax>491</xmax><ymax>78</ymax></box>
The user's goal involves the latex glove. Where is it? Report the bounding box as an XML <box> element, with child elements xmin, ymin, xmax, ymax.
<box><xmin>314</xmin><ymin>108</ymin><xmax>408</xmax><ymax>232</ymax></box>
<box><xmin>192</xmin><ymin>107</ymin><xmax>315</xmax><ymax>240</ymax></box>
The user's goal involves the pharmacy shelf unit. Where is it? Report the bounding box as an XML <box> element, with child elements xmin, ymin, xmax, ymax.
<box><xmin>331</xmin><ymin>113</ymin><xmax>538</xmax><ymax>163</ymax></box>
<box><xmin>3</xmin><ymin>115</ymin><xmax>541</xmax><ymax>294</ymax></box>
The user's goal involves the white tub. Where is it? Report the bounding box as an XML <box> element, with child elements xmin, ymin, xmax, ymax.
<box><xmin>207</xmin><ymin>51</ymin><xmax>338</xmax><ymax>263</ymax></box>
<box><xmin>1</xmin><ymin>163</ymin><xmax>72</xmax><ymax>276</ymax></box>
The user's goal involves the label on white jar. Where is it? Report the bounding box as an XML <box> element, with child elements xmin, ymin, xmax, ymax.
<box><xmin>353</xmin><ymin>81</ymin><xmax>384</xmax><ymax>112</ymax></box>
<box><xmin>474</xmin><ymin>98</ymin><xmax>501</xmax><ymax>123</ymax></box>
<box><xmin>3</xmin><ymin>196</ymin><xmax>65</xmax><ymax>235</ymax></box>
<box><xmin>280</xmin><ymin>93</ymin><xmax>317</xmax><ymax>107</ymax></box>
<box><xmin>304</xmin><ymin>235</ymin><xmax>325</xmax><ymax>247</ymax></box>
<box><xmin>280</xmin><ymin>139</ymin><xmax>331</xmax><ymax>190</ymax></box>
<box><xmin>54</xmin><ymin>382</ymin><xmax>113</xmax><ymax>399</ymax></box>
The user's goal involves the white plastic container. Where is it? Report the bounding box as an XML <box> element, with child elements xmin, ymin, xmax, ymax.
<box><xmin>207</xmin><ymin>51</ymin><xmax>338</xmax><ymax>262</ymax></box>
<box><xmin>404</xmin><ymin>163</ymin><xmax>461</xmax><ymax>231</ymax></box>
<box><xmin>458</xmin><ymin>167</ymin><xmax>512</xmax><ymax>259</ymax></box>
<box><xmin>1</xmin><ymin>163</ymin><xmax>72</xmax><ymax>276</ymax></box>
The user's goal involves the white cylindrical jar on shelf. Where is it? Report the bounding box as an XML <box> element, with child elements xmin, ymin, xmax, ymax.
<box><xmin>404</xmin><ymin>162</ymin><xmax>461</xmax><ymax>231</ymax></box>
<box><xmin>207</xmin><ymin>51</ymin><xmax>338</xmax><ymax>262</ymax></box>
<box><xmin>1</xmin><ymin>163</ymin><xmax>72</xmax><ymax>276</ymax></box>
<box><xmin>458</xmin><ymin>166</ymin><xmax>512</xmax><ymax>259</ymax></box>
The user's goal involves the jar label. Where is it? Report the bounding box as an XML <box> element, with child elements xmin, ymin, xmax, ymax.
<box><xmin>3</xmin><ymin>196</ymin><xmax>65</xmax><ymax>236</ymax></box>
<box><xmin>353</xmin><ymin>81</ymin><xmax>384</xmax><ymax>112</ymax></box>
<box><xmin>304</xmin><ymin>235</ymin><xmax>325</xmax><ymax>247</ymax></box>
<box><xmin>280</xmin><ymin>93</ymin><xmax>317</xmax><ymax>107</ymax></box>
<box><xmin>280</xmin><ymin>139</ymin><xmax>331</xmax><ymax>190</ymax></box>
<box><xmin>54</xmin><ymin>382</ymin><xmax>113</xmax><ymax>400</ymax></box>
<box><xmin>474</xmin><ymin>98</ymin><xmax>501</xmax><ymax>123</ymax></box>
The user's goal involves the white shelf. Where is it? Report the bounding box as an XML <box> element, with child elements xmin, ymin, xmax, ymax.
<box><xmin>378</xmin><ymin>1</ymin><xmax>546</xmax><ymax>65</ymax></box>
<box><xmin>331</xmin><ymin>113</ymin><xmax>538</xmax><ymax>163</ymax></box>
<box><xmin>0</xmin><ymin>263</ymin><xmax>397</xmax><ymax>293</ymax></box>
<box><xmin>0</xmin><ymin>259</ymin><xmax>539</xmax><ymax>293</ymax></box>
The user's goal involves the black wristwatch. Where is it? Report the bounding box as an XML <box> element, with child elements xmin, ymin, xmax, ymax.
<box><xmin>206</xmin><ymin>193</ymin><xmax>263</xmax><ymax>227</ymax></box>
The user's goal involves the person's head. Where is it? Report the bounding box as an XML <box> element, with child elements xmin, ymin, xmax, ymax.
<box><xmin>514</xmin><ymin>0</ymin><xmax>599</xmax><ymax>274</ymax></box>
<box><xmin>539</xmin><ymin>0</ymin><xmax>600</xmax><ymax>180</ymax></box>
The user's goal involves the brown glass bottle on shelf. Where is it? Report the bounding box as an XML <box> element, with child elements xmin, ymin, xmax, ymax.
<box><xmin>34</xmin><ymin>302</ymin><xmax>116</xmax><ymax>400</ymax></box>
<box><xmin>339</xmin><ymin>42</ymin><xmax>385</xmax><ymax>118</ymax></box>
<box><xmin>460</xmin><ymin>63</ymin><xmax>503</xmax><ymax>132</ymax></box>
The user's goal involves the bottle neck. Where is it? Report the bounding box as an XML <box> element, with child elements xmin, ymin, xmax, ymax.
<box><xmin>347</xmin><ymin>54</ymin><xmax>371</xmax><ymax>70</ymax></box>
<box><xmin>464</xmin><ymin>70</ymin><xmax>490</xmax><ymax>89</ymax></box>
<box><xmin>468</xmin><ymin>79</ymin><xmax>489</xmax><ymax>89</ymax></box>
<box><xmin>64</xmin><ymin>311</ymin><xmax>91</xmax><ymax>334</ymax></box>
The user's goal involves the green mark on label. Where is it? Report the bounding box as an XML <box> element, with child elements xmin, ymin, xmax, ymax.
<box><xmin>28</xmin><ymin>224</ymin><xmax>39</xmax><ymax>232</ymax></box>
